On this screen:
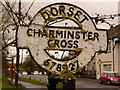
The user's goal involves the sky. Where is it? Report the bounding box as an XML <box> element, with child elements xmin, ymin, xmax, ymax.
<box><xmin>1</xmin><ymin>0</ymin><xmax>118</xmax><ymax>29</ymax></box>
<box><xmin>9</xmin><ymin>0</ymin><xmax>120</xmax><ymax>2</ymax></box>
<box><xmin>20</xmin><ymin>1</ymin><xmax>119</xmax><ymax>29</ymax></box>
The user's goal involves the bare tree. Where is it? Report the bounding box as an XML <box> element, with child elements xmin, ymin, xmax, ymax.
<box><xmin>0</xmin><ymin>0</ymin><xmax>35</xmax><ymax>87</ymax></box>
<box><xmin>92</xmin><ymin>13</ymin><xmax>120</xmax><ymax>29</ymax></box>
<box><xmin>0</xmin><ymin>0</ymin><xmax>34</xmax><ymax>49</ymax></box>
<box><xmin>0</xmin><ymin>1</ymin><xmax>15</xmax><ymax>50</ymax></box>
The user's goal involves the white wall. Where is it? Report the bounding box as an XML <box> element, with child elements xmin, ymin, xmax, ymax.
<box><xmin>96</xmin><ymin>53</ymin><xmax>113</xmax><ymax>79</ymax></box>
<box><xmin>118</xmin><ymin>43</ymin><xmax>120</xmax><ymax>74</ymax></box>
<box><xmin>96</xmin><ymin>39</ymin><xmax>120</xmax><ymax>79</ymax></box>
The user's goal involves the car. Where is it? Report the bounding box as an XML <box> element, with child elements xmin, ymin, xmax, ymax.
<box><xmin>99</xmin><ymin>72</ymin><xmax>120</xmax><ymax>85</ymax></box>
<box><xmin>22</xmin><ymin>71</ymin><xmax>28</xmax><ymax>75</ymax></box>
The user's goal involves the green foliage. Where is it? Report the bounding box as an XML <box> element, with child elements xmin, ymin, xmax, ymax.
<box><xmin>19</xmin><ymin>77</ymin><xmax>48</xmax><ymax>86</ymax></box>
<box><xmin>21</xmin><ymin>55</ymin><xmax>37</xmax><ymax>75</ymax></box>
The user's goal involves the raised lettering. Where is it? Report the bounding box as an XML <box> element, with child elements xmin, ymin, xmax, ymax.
<box><xmin>67</xmin><ymin>7</ymin><xmax>74</xmax><ymax>16</ymax></box>
<box><xmin>74</xmin><ymin>11</ymin><xmax>82</xmax><ymax>21</ymax></box>
<box><xmin>51</xmin><ymin>7</ymin><xmax>58</xmax><ymax>16</ymax></box>
<box><xmin>41</xmin><ymin>11</ymin><xmax>50</xmax><ymax>20</ymax></box>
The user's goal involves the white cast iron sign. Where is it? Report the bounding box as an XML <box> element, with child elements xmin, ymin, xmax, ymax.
<box><xmin>17</xmin><ymin>3</ymin><xmax>108</xmax><ymax>74</ymax></box>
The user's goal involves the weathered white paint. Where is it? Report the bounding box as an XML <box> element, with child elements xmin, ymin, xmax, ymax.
<box><xmin>17</xmin><ymin>3</ymin><xmax>107</xmax><ymax>74</ymax></box>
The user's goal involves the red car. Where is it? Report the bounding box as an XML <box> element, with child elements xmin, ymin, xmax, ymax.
<box><xmin>99</xmin><ymin>72</ymin><xmax>120</xmax><ymax>85</ymax></box>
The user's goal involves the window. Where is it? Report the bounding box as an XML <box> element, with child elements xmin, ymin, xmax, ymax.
<box><xmin>101</xmin><ymin>72</ymin><xmax>106</xmax><ymax>76</ymax></box>
<box><xmin>114</xmin><ymin>73</ymin><xmax>120</xmax><ymax>77</ymax></box>
<box><xmin>107</xmin><ymin>73</ymin><xmax>120</xmax><ymax>77</ymax></box>
<box><xmin>103</xmin><ymin>64</ymin><xmax>111</xmax><ymax>71</ymax></box>
<box><xmin>107</xmin><ymin>73</ymin><xmax>115</xmax><ymax>77</ymax></box>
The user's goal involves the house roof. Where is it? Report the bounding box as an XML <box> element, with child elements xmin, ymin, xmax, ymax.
<box><xmin>108</xmin><ymin>24</ymin><xmax>120</xmax><ymax>39</ymax></box>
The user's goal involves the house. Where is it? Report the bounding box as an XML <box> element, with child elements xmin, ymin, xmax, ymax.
<box><xmin>96</xmin><ymin>24</ymin><xmax>120</xmax><ymax>79</ymax></box>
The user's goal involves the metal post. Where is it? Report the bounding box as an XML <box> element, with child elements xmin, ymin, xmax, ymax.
<box><xmin>18</xmin><ymin>0</ymin><xmax>21</xmax><ymax>24</ymax></box>
<box><xmin>15</xmin><ymin>48</ymin><xmax>19</xmax><ymax>87</ymax></box>
<box><xmin>11</xmin><ymin>57</ymin><xmax>13</xmax><ymax>82</ymax></box>
<box><xmin>15</xmin><ymin>0</ymin><xmax>21</xmax><ymax>87</ymax></box>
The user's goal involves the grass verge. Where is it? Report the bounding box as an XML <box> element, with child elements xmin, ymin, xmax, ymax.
<box><xmin>2</xmin><ymin>76</ymin><xmax>24</xmax><ymax>89</ymax></box>
<box><xmin>19</xmin><ymin>77</ymin><xmax>48</xmax><ymax>86</ymax></box>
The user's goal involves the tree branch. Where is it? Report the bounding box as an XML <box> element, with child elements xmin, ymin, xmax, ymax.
<box><xmin>0</xmin><ymin>1</ymin><xmax>18</xmax><ymax>26</ymax></box>
<box><xmin>92</xmin><ymin>13</ymin><xmax>120</xmax><ymax>28</ymax></box>
<box><xmin>22</xmin><ymin>0</ymin><xmax>35</xmax><ymax>24</ymax></box>
<box><xmin>2</xmin><ymin>39</ymin><xmax>16</xmax><ymax>49</ymax></box>
<box><xmin>24</xmin><ymin>0</ymin><xmax>35</xmax><ymax>17</ymax></box>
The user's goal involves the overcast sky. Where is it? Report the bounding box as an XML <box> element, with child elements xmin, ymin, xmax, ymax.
<box><xmin>1</xmin><ymin>0</ymin><xmax>119</xmax><ymax>29</ymax></box>
<box><xmin>20</xmin><ymin>0</ymin><xmax>119</xmax><ymax>29</ymax></box>
<box><xmin>14</xmin><ymin>0</ymin><xmax>119</xmax><ymax>2</ymax></box>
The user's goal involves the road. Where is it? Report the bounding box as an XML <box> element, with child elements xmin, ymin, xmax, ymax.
<box><xmin>76</xmin><ymin>78</ymin><xmax>120</xmax><ymax>88</ymax></box>
<box><xmin>21</xmin><ymin>75</ymin><xmax>120</xmax><ymax>89</ymax></box>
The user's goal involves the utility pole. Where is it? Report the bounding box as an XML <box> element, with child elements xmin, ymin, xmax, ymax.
<box><xmin>11</xmin><ymin>57</ymin><xmax>14</xmax><ymax>82</ymax></box>
<box><xmin>15</xmin><ymin>48</ymin><xmax>19</xmax><ymax>87</ymax></box>
<box><xmin>15</xmin><ymin>0</ymin><xmax>21</xmax><ymax>87</ymax></box>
